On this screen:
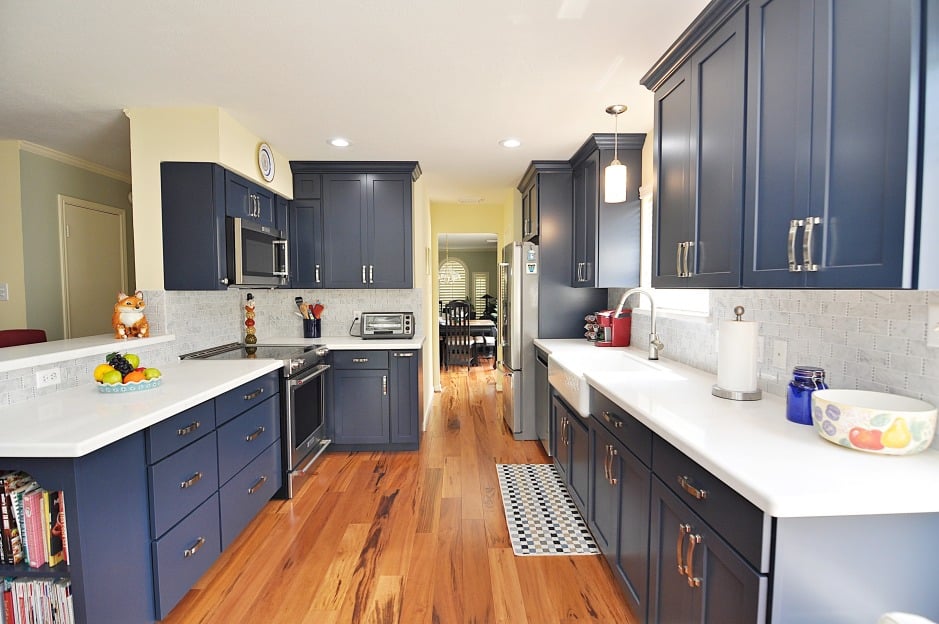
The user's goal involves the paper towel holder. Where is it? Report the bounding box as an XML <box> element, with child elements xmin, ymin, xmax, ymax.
<box><xmin>712</xmin><ymin>306</ymin><xmax>763</xmax><ymax>401</ymax></box>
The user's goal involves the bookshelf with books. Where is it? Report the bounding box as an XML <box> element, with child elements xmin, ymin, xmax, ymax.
<box><xmin>0</xmin><ymin>432</ymin><xmax>153</xmax><ymax>624</ymax></box>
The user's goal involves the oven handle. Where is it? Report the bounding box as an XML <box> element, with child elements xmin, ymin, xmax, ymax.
<box><xmin>287</xmin><ymin>363</ymin><xmax>330</xmax><ymax>387</ymax></box>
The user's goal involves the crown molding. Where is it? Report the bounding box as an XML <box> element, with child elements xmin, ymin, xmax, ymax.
<box><xmin>18</xmin><ymin>141</ymin><xmax>131</xmax><ymax>184</ymax></box>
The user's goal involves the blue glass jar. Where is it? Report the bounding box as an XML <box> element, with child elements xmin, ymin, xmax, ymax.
<box><xmin>786</xmin><ymin>366</ymin><xmax>827</xmax><ymax>425</ymax></box>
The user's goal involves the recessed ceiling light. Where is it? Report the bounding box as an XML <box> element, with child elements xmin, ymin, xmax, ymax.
<box><xmin>327</xmin><ymin>137</ymin><xmax>351</xmax><ymax>148</ymax></box>
<box><xmin>499</xmin><ymin>138</ymin><xmax>522</xmax><ymax>149</ymax></box>
<box><xmin>458</xmin><ymin>196</ymin><xmax>485</xmax><ymax>204</ymax></box>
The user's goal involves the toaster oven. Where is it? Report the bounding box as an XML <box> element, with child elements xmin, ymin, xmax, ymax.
<box><xmin>360</xmin><ymin>312</ymin><xmax>415</xmax><ymax>339</ymax></box>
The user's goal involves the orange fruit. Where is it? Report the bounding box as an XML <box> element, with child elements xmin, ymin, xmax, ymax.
<box><xmin>94</xmin><ymin>363</ymin><xmax>115</xmax><ymax>382</ymax></box>
<box><xmin>123</xmin><ymin>370</ymin><xmax>146</xmax><ymax>383</ymax></box>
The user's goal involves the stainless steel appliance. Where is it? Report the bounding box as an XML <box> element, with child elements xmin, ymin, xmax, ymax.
<box><xmin>360</xmin><ymin>312</ymin><xmax>415</xmax><ymax>339</ymax></box>
<box><xmin>499</xmin><ymin>241</ymin><xmax>539</xmax><ymax>441</ymax></box>
<box><xmin>226</xmin><ymin>217</ymin><xmax>288</xmax><ymax>287</ymax></box>
<box><xmin>180</xmin><ymin>342</ymin><xmax>330</xmax><ymax>498</ymax></box>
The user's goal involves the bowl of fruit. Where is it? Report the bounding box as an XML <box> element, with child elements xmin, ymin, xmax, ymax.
<box><xmin>94</xmin><ymin>352</ymin><xmax>162</xmax><ymax>393</ymax></box>
<box><xmin>811</xmin><ymin>389</ymin><xmax>937</xmax><ymax>455</ymax></box>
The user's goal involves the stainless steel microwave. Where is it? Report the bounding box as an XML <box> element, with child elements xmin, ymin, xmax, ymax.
<box><xmin>361</xmin><ymin>312</ymin><xmax>415</xmax><ymax>339</ymax></box>
<box><xmin>226</xmin><ymin>217</ymin><xmax>288</xmax><ymax>287</ymax></box>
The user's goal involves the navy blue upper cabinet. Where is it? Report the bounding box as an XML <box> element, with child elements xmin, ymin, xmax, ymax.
<box><xmin>224</xmin><ymin>170</ymin><xmax>277</xmax><ymax>230</ymax></box>
<box><xmin>649</xmin><ymin>6</ymin><xmax>747</xmax><ymax>288</ymax></box>
<box><xmin>744</xmin><ymin>0</ymin><xmax>921</xmax><ymax>288</ymax></box>
<box><xmin>646</xmin><ymin>0</ymin><xmax>929</xmax><ymax>289</ymax></box>
<box><xmin>289</xmin><ymin>162</ymin><xmax>420</xmax><ymax>290</ymax></box>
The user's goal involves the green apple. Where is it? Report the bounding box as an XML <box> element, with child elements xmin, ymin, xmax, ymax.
<box><xmin>125</xmin><ymin>353</ymin><xmax>140</xmax><ymax>369</ymax></box>
<box><xmin>101</xmin><ymin>370</ymin><xmax>123</xmax><ymax>385</ymax></box>
<box><xmin>143</xmin><ymin>367</ymin><xmax>162</xmax><ymax>380</ymax></box>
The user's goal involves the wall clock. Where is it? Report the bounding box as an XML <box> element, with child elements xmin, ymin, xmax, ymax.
<box><xmin>258</xmin><ymin>143</ymin><xmax>275</xmax><ymax>182</ymax></box>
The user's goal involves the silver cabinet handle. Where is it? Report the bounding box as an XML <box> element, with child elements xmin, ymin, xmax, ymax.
<box><xmin>608</xmin><ymin>445</ymin><xmax>618</xmax><ymax>485</ymax></box>
<box><xmin>177</xmin><ymin>421</ymin><xmax>201</xmax><ymax>437</ymax></box>
<box><xmin>676</xmin><ymin>242</ymin><xmax>684</xmax><ymax>277</ymax></box>
<box><xmin>362</xmin><ymin>265</ymin><xmax>367</xmax><ymax>284</ymax></box>
<box><xmin>184</xmin><ymin>536</ymin><xmax>206</xmax><ymax>558</ymax></box>
<box><xmin>803</xmin><ymin>216</ymin><xmax>821</xmax><ymax>272</ymax></box>
<box><xmin>244</xmin><ymin>388</ymin><xmax>264</xmax><ymax>401</ymax></box>
<box><xmin>394</xmin><ymin>352</ymin><xmax>415</xmax><ymax>358</ymax></box>
<box><xmin>788</xmin><ymin>219</ymin><xmax>805</xmax><ymax>272</ymax></box>
<box><xmin>686</xmin><ymin>533</ymin><xmax>703</xmax><ymax>588</ymax></box>
<box><xmin>245</xmin><ymin>426</ymin><xmax>265</xmax><ymax>442</ymax></box>
<box><xmin>369</xmin><ymin>265</ymin><xmax>374</xmax><ymax>284</ymax></box>
<box><xmin>248</xmin><ymin>475</ymin><xmax>268</xmax><ymax>495</ymax></box>
<box><xmin>682</xmin><ymin>242</ymin><xmax>693</xmax><ymax>278</ymax></box>
<box><xmin>382</xmin><ymin>375</ymin><xmax>388</xmax><ymax>396</ymax></box>
<box><xmin>180</xmin><ymin>472</ymin><xmax>203</xmax><ymax>489</ymax></box>
<box><xmin>602</xmin><ymin>410</ymin><xmax>623</xmax><ymax>429</ymax></box>
<box><xmin>314</xmin><ymin>264</ymin><xmax>321</xmax><ymax>283</ymax></box>
<box><xmin>676</xmin><ymin>523</ymin><xmax>691</xmax><ymax>575</ymax></box>
<box><xmin>352</xmin><ymin>357</ymin><xmax>369</xmax><ymax>363</ymax></box>
<box><xmin>678</xmin><ymin>475</ymin><xmax>708</xmax><ymax>500</ymax></box>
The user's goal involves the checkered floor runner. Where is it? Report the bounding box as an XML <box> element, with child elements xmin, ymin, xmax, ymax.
<box><xmin>496</xmin><ymin>463</ymin><xmax>599</xmax><ymax>556</ymax></box>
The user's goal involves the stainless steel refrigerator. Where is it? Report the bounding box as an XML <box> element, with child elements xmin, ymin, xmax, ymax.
<box><xmin>499</xmin><ymin>241</ymin><xmax>539</xmax><ymax>440</ymax></box>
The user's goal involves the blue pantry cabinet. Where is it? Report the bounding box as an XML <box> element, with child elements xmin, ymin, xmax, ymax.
<box><xmin>644</xmin><ymin>0</ymin><xmax>932</xmax><ymax>289</ymax></box>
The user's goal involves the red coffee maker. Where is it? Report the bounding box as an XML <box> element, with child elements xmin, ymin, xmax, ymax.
<box><xmin>595</xmin><ymin>309</ymin><xmax>631</xmax><ymax>347</ymax></box>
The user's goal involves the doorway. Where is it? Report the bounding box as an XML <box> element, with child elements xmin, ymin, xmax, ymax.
<box><xmin>58</xmin><ymin>196</ymin><xmax>128</xmax><ymax>338</ymax></box>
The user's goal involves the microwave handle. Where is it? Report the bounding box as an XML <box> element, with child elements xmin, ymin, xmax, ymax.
<box><xmin>273</xmin><ymin>240</ymin><xmax>289</xmax><ymax>278</ymax></box>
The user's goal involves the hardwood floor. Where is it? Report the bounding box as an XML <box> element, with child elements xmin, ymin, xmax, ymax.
<box><xmin>163</xmin><ymin>366</ymin><xmax>637</xmax><ymax>623</ymax></box>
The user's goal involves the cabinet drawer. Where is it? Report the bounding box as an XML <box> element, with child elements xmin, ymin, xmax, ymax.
<box><xmin>294</xmin><ymin>173</ymin><xmax>321</xmax><ymax>199</ymax></box>
<box><xmin>652</xmin><ymin>435</ymin><xmax>769</xmax><ymax>572</ymax></box>
<box><xmin>151</xmin><ymin>493</ymin><xmax>221</xmax><ymax>620</ymax></box>
<box><xmin>219</xmin><ymin>440</ymin><xmax>281</xmax><ymax>549</ymax></box>
<box><xmin>149</xmin><ymin>432</ymin><xmax>219</xmax><ymax>538</ymax></box>
<box><xmin>215</xmin><ymin>372</ymin><xmax>279</xmax><ymax>426</ymax></box>
<box><xmin>217</xmin><ymin>395</ymin><xmax>280</xmax><ymax>485</ymax></box>
<box><xmin>590</xmin><ymin>389</ymin><xmax>653</xmax><ymax>466</ymax></box>
<box><xmin>146</xmin><ymin>401</ymin><xmax>215</xmax><ymax>464</ymax></box>
<box><xmin>332</xmin><ymin>350</ymin><xmax>388</xmax><ymax>369</ymax></box>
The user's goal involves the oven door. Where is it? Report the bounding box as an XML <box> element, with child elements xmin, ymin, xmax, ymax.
<box><xmin>282</xmin><ymin>363</ymin><xmax>330</xmax><ymax>498</ymax></box>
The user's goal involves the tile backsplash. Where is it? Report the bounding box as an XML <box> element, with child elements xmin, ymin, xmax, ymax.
<box><xmin>612</xmin><ymin>289</ymin><xmax>939</xmax><ymax>411</ymax></box>
<box><xmin>0</xmin><ymin>288</ymin><xmax>423</xmax><ymax>405</ymax></box>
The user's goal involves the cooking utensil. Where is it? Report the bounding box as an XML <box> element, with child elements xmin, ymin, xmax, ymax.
<box><xmin>294</xmin><ymin>296</ymin><xmax>304</xmax><ymax>314</ymax></box>
<box><xmin>312</xmin><ymin>302</ymin><xmax>324</xmax><ymax>319</ymax></box>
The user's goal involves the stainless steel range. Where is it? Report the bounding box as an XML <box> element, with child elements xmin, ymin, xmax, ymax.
<box><xmin>180</xmin><ymin>342</ymin><xmax>330</xmax><ymax>498</ymax></box>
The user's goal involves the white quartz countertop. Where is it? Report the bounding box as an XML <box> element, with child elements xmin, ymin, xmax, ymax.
<box><xmin>262</xmin><ymin>335</ymin><xmax>425</xmax><ymax>350</ymax></box>
<box><xmin>0</xmin><ymin>359</ymin><xmax>282</xmax><ymax>458</ymax></box>
<box><xmin>534</xmin><ymin>338</ymin><xmax>939</xmax><ymax>518</ymax></box>
<box><xmin>0</xmin><ymin>333</ymin><xmax>176</xmax><ymax>373</ymax></box>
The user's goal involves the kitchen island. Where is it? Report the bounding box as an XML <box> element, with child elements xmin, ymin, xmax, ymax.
<box><xmin>536</xmin><ymin>338</ymin><xmax>939</xmax><ymax>623</ymax></box>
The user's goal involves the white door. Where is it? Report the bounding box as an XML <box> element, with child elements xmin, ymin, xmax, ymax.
<box><xmin>59</xmin><ymin>196</ymin><xmax>127</xmax><ymax>338</ymax></box>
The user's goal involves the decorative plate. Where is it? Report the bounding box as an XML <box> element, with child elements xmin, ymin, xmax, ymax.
<box><xmin>97</xmin><ymin>377</ymin><xmax>162</xmax><ymax>393</ymax></box>
<box><xmin>258</xmin><ymin>142</ymin><xmax>275</xmax><ymax>182</ymax></box>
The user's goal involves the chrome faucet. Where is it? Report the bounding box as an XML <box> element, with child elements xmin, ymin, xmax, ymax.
<box><xmin>614</xmin><ymin>287</ymin><xmax>664</xmax><ymax>360</ymax></box>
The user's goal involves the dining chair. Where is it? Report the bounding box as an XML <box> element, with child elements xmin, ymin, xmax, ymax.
<box><xmin>0</xmin><ymin>329</ymin><xmax>47</xmax><ymax>348</ymax></box>
<box><xmin>443</xmin><ymin>301</ymin><xmax>474</xmax><ymax>370</ymax></box>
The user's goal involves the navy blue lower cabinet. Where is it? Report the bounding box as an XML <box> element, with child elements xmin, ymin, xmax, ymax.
<box><xmin>551</xmin><ymin>395</ymin><xmax>588</xmax><ymax>515</ymax></box>
<box><xmin>219</xmin><ymin>441</ymin><xmax>281</xmax><ymax>549</ymax></box>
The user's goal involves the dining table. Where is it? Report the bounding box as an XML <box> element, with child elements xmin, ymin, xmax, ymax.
<box><xmin>439</xmin><ymin>317</ymin><xmax>497</xmax><ymax>368</ymax></box>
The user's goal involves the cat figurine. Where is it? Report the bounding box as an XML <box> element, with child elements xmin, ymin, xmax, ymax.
<box><xmin>112</xmin><ymin>291</ymin><xmax>150</xmax><ymax>339</ymax></box>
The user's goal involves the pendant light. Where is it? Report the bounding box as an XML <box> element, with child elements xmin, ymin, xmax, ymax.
<box><xmin>604</xmin><ymin>104</ymin><xmax>628</xmax><ymax>204</ymax></box>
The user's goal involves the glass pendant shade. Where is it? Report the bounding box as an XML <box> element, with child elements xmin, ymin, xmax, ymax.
<box><xmin>604</xmin><ymin>160</ymin><xmax>627</xmax><ymax>203</ymax></box>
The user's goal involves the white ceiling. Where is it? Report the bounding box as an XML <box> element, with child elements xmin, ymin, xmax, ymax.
<box><xmin>0</xmin><ymin>0</ymin><xmax>707</xmax><ymax>203</ymax></box>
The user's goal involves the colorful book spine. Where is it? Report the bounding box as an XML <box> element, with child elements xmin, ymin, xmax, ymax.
<box><xmin>57</xmin><ymin>492</ymin><xmax>68</xmax><ymax>567</ymax></box>
<box><xmin>47</xmin><ymin>492</ymin><xmax>64</xmax><ymax>569</ymax></box>
<box><xmin>1</xmin><ymin>579</ymin><xmax>12</xmax><ymax>624</ymax></box>
<box><xmin>24</xmin><ymin>489</ymin><xmax>46</xmax><ymax>569</ymax></box>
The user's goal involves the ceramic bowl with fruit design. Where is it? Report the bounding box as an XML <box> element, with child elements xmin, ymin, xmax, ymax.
<box><xmin>811</xmin><ymin>389</ymin><xmax>937</xmax><ymax>455</ymax></box>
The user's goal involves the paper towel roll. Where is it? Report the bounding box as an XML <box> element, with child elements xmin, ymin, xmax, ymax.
<box><xmin>717</xmin><ymin>320</ymin><xmax>759</xmax><ymax>392</ymax></box>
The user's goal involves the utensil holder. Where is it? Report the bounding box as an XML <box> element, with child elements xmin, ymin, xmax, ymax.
<box><xmin>303</xmin><ymin>318</ymin><xmax>321</xmax><ymax>339</ymax></box>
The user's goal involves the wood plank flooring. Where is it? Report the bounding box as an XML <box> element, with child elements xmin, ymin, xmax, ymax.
<box><xmin>162</xmin><ymin>366</ymin><xmax>637</xmax><ymax>623</ymax></box>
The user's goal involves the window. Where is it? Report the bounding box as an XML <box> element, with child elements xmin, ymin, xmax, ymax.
<box><xmin>472</xmin><ymin>272</ymin><xmax>489</xmax><ymax>313</ymax></box>
<box><xmin>439</xmin><ymin>258</ymin><xmax>467</xmax><ymax>303</ymax></box>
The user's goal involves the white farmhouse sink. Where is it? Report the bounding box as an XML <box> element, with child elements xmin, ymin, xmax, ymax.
<box><xmin>548</xmin><ymin>349</ymin><xmax>664</xmax><ymax>417</ymax></box>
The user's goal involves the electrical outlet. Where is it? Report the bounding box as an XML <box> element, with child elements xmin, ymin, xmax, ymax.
<box><xmin>0</xmin><ymin>282</ymin><xmax>8</xmax><ymax>301</ymax></box>
<box><xmin>36</xmin><ymin>367</ymin><xmax>61</xmax><ymax>388</ymax></box>
<box><xmin>928</xmin><ymin>305</ymin><xmax>939</xmax><ymax>348</ymax></box>
<box><xmin>772</xmin><ymin>340</ymin><xmax>788</xmax><ymax>369</ymax></box>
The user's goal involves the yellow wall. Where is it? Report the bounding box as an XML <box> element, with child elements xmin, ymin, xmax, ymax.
<box><xmin>124</xmin><ymin>107</ymin><xmax>292</xmax><ymax>289</ymax></box>
<box><xmin>0</xmin><ymin>141</ymin><xmax>26</xmax><ymax>328</ymax></box>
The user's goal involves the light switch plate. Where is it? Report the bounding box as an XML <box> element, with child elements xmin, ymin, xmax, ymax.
<box><xmin>928</xmin><ymin>305</ymin><xmax>939</xmax><ymax>348</ymax></box>
<box><xmin>0</xmin><ymin>282</ymin><xmax>8</xmax><ymax>301</ymax></box>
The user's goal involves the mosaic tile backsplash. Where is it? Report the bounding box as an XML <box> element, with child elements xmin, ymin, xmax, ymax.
<box><xmin>0</xmin><ymin>288</ymin><xmax>423</xmax><ymax>405</ymax></box>
<box><xmin>611</xmin><ymin>288</ymin><xmax>939</xmax><ymax>414</ymax></box>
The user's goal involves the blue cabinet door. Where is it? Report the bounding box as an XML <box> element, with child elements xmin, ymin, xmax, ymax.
<box><xmin>289</xmin><ymin>199</ymin><xmax>324</xmax><ymax>289</ymax></box>
<box><xmin>366</xmin><ymin>173</ymin><xmax>412</xmax><ymax>289</ymax></box>
<box><xmin>322</xmin><ymin>173</ymin><xmax>368</xmax><ymax>288</ymax></box>
<box><xmin>332</xmin><ymin>368</ymin><xmax>390</xmax><ymax>445</ymax></box>
<box><xmin>389</xmin><ymin>350</ymin><xmax>420</xmax><ymax>446</ymax></box>
<box><xmin>572</xmin><ymin>151</ymin><xmax>598</xmax><ymax>286</ymax></box>
<box><xmin>224</xmin><ymin>171</ymin><xmax>276</xmax><ymax>229</ymax></box>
